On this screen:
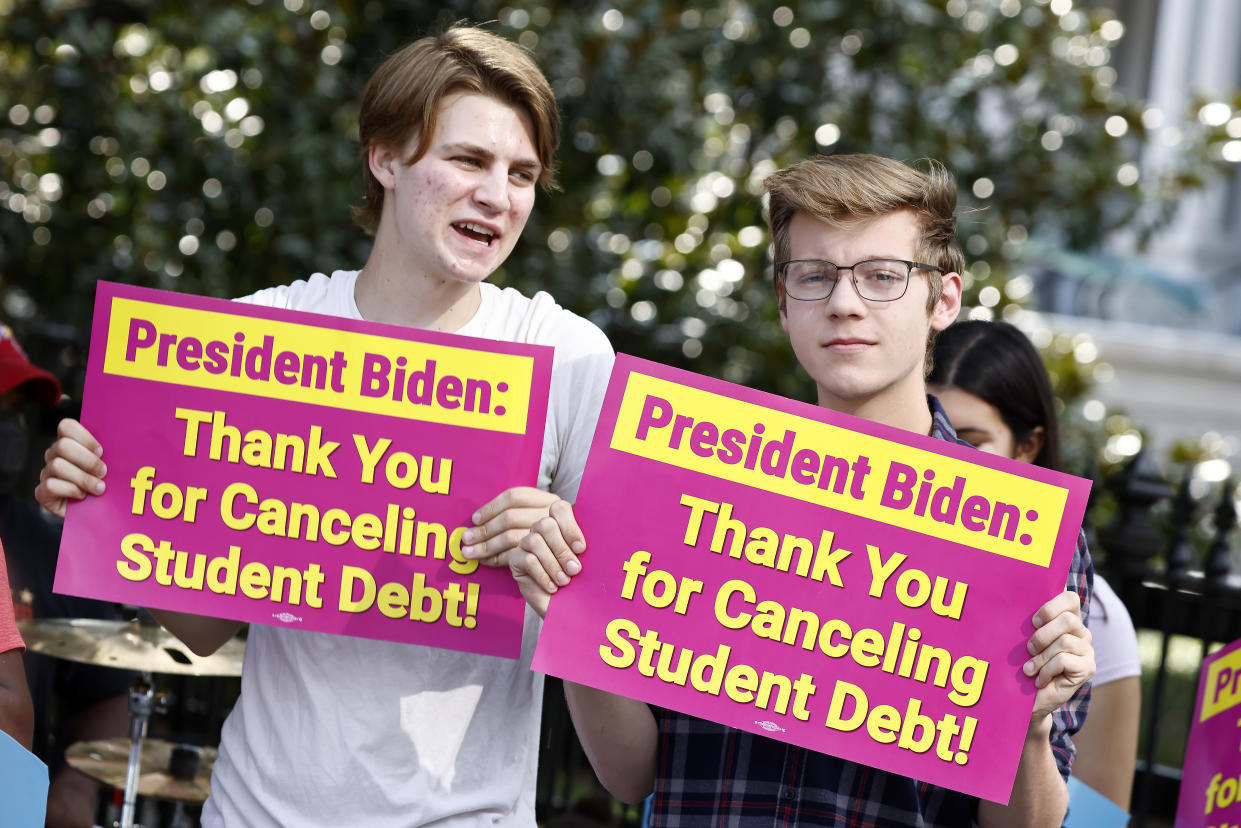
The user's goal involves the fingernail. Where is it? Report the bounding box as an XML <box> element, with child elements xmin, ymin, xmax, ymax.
<box><xmin>1023</xmin><ymin>660</ymin><xmax>1035</xmax><ymax>676</ymax></box>
<box><xmin>1027</xmin><ymin>641</ymin><xmax>1036</xmax><ymax>655</ymax></box>
<box><xmin>94</xmin><ymin>446</ymin><xmax>103</xmax><ymax>457</ymax></box>
<box><xmin>1031</xmin><ymin>615</ymin><xmax>1043</xmax><ymax>627</ymax></box>
<box><xmin>99</xmin><ymin>463</ymin><xmax>107</xmax><ymax>477</ymax></box>
<box><xmin>555</xmin><ymin>572</ymin><xmax>570</xmax><ymax>586</ymax></box>
<box><xmin>571</xmin><ymin>541</ymin><xmax>585</xmax><ymax>554</ymax></box>
<box><xmin>462</xmin><ymin>528</ymin><xmax>476</xmax><ymax>544</ymax></box>
<box><xmin>94</xmin><ymin>481</ymin><xmax>106</xmax><ymax>495</ymax></box>
<box><xmin>461</xmin><ymin>544</ymin><xmax>476</xmax><ymax>558</ymax></box>
<box><xmin>565</xmin><ymin>559</ymin><xmax>581</xmax><ymax>576</ymax></box>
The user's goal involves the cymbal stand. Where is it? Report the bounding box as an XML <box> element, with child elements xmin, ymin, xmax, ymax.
<box><xmin>118</xmin><ymin>671</ymin><xmax>166</xmax><ymax>828</ymax></box>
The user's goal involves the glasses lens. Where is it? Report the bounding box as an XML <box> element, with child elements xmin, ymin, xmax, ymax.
<box><xmin>853</xmin><ymin>260</ymin><xmax>910</xmax><ymax>301</ymax></box>
<box><xmin>782</xmin><ymin>261</ymin><xmax>838</xmax><ymax>300</ymax></box>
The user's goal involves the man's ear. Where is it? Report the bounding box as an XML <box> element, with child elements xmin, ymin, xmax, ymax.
<box><xmin>930</xmin><ymin>270</ymin><xmax>963</xmax><ymax>332</ymax></box>
<box><xmin>1014</xmin><ymin>425</ymin><xmax>1045</xmax><ymax>464</ymax></box>
<box><xmin>368</xmin><ymin>144</ymin><xmax>401</xmax><ymax>190</ymax></box>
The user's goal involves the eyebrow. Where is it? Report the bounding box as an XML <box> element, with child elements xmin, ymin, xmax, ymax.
<box><xmin>854</xmin><ymin>253</ymin><xmax>912</xmax><ymax>262</ymax></box>
<box><xmin>793</xmin><ymin>254</ymin><xmax>914</xmax><ymax>265</ymax></box>
<box><xmin>954</xmin><ymin>427</ymin><xmax>993</xmax><ymax>440</ymax></box>
<box><xmin>443</xmin><ymin>142</ymin><xmax>541</xmax><ymax>174</ymax></box>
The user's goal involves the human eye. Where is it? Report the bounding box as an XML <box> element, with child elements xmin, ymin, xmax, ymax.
<box><xmin>453</xmin><ymin>155</ymin><xmax>483</xmax><ymax>168</ymax></box>
<box><xmin>861</xmin><ymin>261</ymin><xmax>906</xmax><ymax>285</ymax></box>
<box><xmin>793</xmin><ymin>262</ymin><xmax>835</xmax><ymax>286</ymax></box>
<box><xmin>510</xmin><ymin>167</ymin><xmax>537</xmax><ymax>185</ymax></box>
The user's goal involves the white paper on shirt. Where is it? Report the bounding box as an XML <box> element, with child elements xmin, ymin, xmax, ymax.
<box><xmin>399</xmin><ymin>684</ymin><xmax>484</xmax><ymax>792</ymax></box>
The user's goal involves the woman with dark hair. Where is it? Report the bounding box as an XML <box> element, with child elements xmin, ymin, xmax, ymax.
<box><xmin>929</xmin><ymin>319</ymin><xmax>1140</xmax><ymax>812</ymax></box>
<box><xmin>929</xmin><ymin>320</ymin><xmax>1060</xmax><ymax>468</ymax></box>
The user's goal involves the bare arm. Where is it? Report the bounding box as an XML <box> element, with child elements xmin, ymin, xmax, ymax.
<box><xmin>512</xmin><ymin>503</ymin><xmax>655</xmax><ymax>802</ymax></box>
<box><xmin>979</xmin><ymin>718</ymin><xmax>1068</xmax><ymax>827</ymax></box>
<box><xmin>150</xmin><ymin>610</ymin><xmax>245</xmax><ymax>657</ymax></box>
<box><xmin>1069</xmin><ymin>676</ymin><xmax>1139</xmax><ymax>809</ymax></box>
<box><xmin>978</xmin><ymin>591</ymin><xmax>1095</xmax><ymax>828</ymax></box>
<box><xmin>0</xmin><ymin>649</ymin><xmax>33</xmax><ymax>750</ymax></box>
<box><xmin>564</xmin><ymin>682</ymin><xmax>658</xmax><ymax>803</ymax></box>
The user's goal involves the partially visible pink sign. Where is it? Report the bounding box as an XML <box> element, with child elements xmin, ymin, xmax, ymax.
<box><xmin>1176</xmin><ymin>636</ymin><xmax>1241</xmax><ymax>827</ymax></box>
<box><xmin>534</xmin><ymin>355</ymin><xmax>1089</xmax><ymax>803</ymax></box>
<box><xmin>54</xmin><ymin>281</ymin><xmax>551</xmax><ymax>658</ymax></box>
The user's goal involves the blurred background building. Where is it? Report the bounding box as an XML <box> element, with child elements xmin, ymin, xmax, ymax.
<box><xmin>1036</xmin><ymin>0</ymin><xmax>1241</xmax><ymax>470</ymax></box>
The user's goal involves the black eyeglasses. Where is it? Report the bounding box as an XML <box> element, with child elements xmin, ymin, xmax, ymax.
<box><xmin>775</xmin><ymin>258</ymin><xmax>944</xmax><ymax>302</ymax></box>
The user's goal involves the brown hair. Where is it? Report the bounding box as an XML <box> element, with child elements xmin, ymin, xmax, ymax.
<box><xmin>353</xmin><ymin>24</ymin><xmax>560</xmax><ymax>233</ymax></box>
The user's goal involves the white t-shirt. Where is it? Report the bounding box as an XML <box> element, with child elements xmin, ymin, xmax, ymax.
<box><xmin>202</xmin><ymin>270</ymin><xmax>614</xmax><ymax>827</ymax></box>
<box><xmin>1089</xmin><ymin>573</ymin><xmax>1141</xmax><ymax>686</ymax></box>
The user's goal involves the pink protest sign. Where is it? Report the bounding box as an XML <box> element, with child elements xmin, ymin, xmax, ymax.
<box><xmin>1176</xmin><ymin>636</ymin><xmax>1241</xmax><ymax>827</ymax></box>
<box><xmin>533</xmin><ymin>354</ymin><xmax>1089</xmax><ymax>803</ymax></box>
<box><xmin>54</xmin><ymin>281</ymin><xmax>551</xmax><ymax>658</ymax></box>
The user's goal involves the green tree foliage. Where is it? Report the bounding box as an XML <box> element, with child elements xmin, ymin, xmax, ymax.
<box><xmin>0</xmin><ymin>0</ymin><xmax>1234</xmax><ymax>405</ymax></box>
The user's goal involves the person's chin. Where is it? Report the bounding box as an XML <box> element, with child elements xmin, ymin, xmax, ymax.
<box><xmin>439</xmin><ymin>254</ymin><xmax>500</xmax><ymax>284</ymax></box>
<box><xmin>813</xmin><ymin>370</ymin><xmax>883</xmax><ymax>404</ymax></box>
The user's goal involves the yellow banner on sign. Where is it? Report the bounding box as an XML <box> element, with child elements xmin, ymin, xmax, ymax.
<box><xmin>102</xmin><ymin>297</ymin><xmax>534</xmax><ymax>434</ymax></box>
<box><xmin>609</xmin><ymin>372</ymin><xmax>1069</xmax><ymax>566</ymax></box>
<box><xmin>1201</xmin><ymin>646</ymin><xmax>1241</xmax><ymax>722</ymax></box>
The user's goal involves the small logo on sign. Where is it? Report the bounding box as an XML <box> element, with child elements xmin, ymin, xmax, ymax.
<box><xmin>272</xmin><ymin>612</ymin><xmax>303</xmax><ymax>623</ymax></box>
<box><xmin>755</xmin><ymin>720</ymin><xmax>785</xmax><ymax>733</ymax></box>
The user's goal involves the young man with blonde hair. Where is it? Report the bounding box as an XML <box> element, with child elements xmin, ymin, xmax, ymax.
<box><xmin>514</xmin><ymin>153</ymin><xmax>1094</xmax><ymax>827</ymax></box>
<box><xmin>37</xmin><ymin>25</ymin><xmax>613</xmax><ymax>826</ymax></box>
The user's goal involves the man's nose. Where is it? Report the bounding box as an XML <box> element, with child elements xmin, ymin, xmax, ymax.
<box><xmin>472</xmin><ymin>168</ymin><xmax>511</xmax><ymax>212</ymax></box>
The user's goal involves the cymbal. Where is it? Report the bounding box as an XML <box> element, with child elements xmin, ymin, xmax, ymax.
<box><xmin>66</xmin><ymin>738</ymin><xmax>217</xmax><ymax>804</ymax></box>
<box><xmin>16</xmin><ymin>618</ymin><xmax>244</xmax><ymax>676</ymax></box>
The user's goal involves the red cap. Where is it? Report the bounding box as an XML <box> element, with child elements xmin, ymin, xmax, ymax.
<box><xmin>0</xmin><ymin>325</ymin><xmax>61</xmax><ymax>407</ymax></box>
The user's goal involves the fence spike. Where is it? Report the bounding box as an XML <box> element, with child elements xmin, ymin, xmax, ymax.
<box><xmin>1204</xmin><ymin>479</ymin><xmax>1238</xmax><ymax>585</ymax></box>
<box><xmin>1164</xmin><ymin>470</ymin><xmax>1195</xmax><ymax>582</ymax></box>
<box><xmin>1099</xmin><ymin>450</ymin><xmax>1173</xmax><ymax>581</ymax></box>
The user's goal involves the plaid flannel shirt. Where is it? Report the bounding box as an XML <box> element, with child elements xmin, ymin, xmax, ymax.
<box><xmin>648</xmin><ymin>396</ymin><xmax>1094</xmax><ymax>828</ymax></box>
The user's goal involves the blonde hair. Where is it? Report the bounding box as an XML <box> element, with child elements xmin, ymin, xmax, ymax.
<box><xmin>764</xmin><ymin>154</ymin><xmax>964</xmax><ymax>375</ymax></box>
<box><xmin>764</xmin><ymin>153</ymin><xmax>964</xmax><ymax>311</ymax></box>
<box><xmin>353</xmin><ymin>25</ymin><xmax>560</xmax><ymax>233</ymax></box>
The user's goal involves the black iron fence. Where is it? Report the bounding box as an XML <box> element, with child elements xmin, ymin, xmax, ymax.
<box><xmin>1099</xmin><ymin>454</ymin><xmax>1240</xmax><ymax>827</ymax></box>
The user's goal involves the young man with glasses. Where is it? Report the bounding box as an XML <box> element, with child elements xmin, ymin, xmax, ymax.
<box><xmin>513</xmin><ymin>154</ymin><xmax>1094</xmax><ymax>827</ymax></box>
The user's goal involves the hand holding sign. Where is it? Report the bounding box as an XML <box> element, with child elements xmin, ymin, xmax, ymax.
<box><xmin>37</xmin><ymin>418</ymin><xmax>108</xmax><ymax>515</ymax></box>
<box><xmin>512</xmin><ymin>500</ymin><xmax>586</xmax><ymax>616</ymax></box>
<box><xmin>461</xmin><ymin>486</ymin><xmax>566</xmax><ymax>568</ymax></box>
<box><xmin>1025</xmin><ymin>590</ymin><xmax>1094</xmax><ymax>717</ymax></box>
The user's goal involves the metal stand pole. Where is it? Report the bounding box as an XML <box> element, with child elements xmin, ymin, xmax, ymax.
<box><xmin>119</xmin><ymin>673</ymin><xmax>154</xmax><ymax>828</ymax></box>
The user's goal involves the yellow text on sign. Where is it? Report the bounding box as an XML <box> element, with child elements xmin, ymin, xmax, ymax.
<box><xmin>1201</xmin><ymin>646</ymin><xmax>1241</xmax><ymax>722</ymax></box>
<box><xmin>102</xmin><ymin>297</ymin><xmax>535</xmax><ymax>434</ymax></box>
<box><xmin>609</xmin><ymin>372</ymin><xmax>1071</xmax><ymax>567</ymax></box>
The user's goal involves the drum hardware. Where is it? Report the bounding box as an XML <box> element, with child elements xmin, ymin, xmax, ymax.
<box><xmin>66</xmin><ymin>735</ymin><xmax>218</xmax><ymax>827</ymax></box>
<box><xmin>19</xmin><ymin>615</ymin><xmax>240</xmax><ymax>827</ymax></box>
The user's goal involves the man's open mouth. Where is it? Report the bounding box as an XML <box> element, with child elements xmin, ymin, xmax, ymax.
<box><xmin>454</xmin><ymin>222</ymin><xmax>497</xmax><ymax>246</ymax></box>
